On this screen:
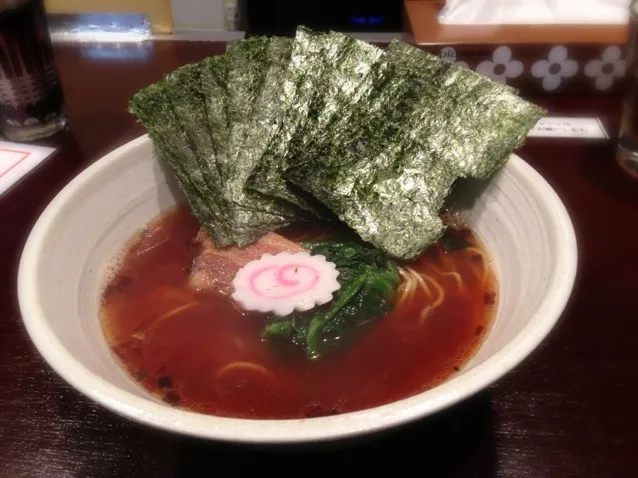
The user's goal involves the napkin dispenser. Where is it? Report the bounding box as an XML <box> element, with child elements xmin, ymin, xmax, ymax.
<box><xmin>439</xmin><ymin>0</ymin><xmax>630</xmax><ymax>25</ymax></box>
<box><xmin>405</xmin><ymin>0</ymin><xmax>629</xmax><ymax>94</ymax></box>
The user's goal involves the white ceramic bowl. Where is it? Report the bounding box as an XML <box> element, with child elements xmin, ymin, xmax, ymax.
<box><xmin>18</xmin><ymin>135</ymin><xmax>577</xmax><ymax>444</ymax></box>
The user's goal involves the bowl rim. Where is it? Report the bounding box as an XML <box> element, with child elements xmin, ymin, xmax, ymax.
<box><xmin>18</xmin><ymin>135</ymin><xmax>577</xmax><ymax>444</ymax></box>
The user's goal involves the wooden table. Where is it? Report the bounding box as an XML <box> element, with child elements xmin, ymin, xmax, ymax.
<box><xmin>0</xmin><ymin>41</ymin><xmax>636</xmax><ymax>477</ymax></box>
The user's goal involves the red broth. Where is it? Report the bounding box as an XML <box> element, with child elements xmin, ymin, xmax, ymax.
<box><xmin>100</xmin><ymin>205</ymin><xmax>496</xmax><ymax>419</ymax></box>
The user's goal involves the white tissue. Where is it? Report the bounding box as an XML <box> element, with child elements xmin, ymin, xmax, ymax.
<box><xmin>439</xmin><ymin>0</ymin><xmax>631</xmax><ymax>25</ymax></box>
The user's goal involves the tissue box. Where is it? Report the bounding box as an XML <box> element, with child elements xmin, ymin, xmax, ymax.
<box><xmin>405</xmin><ymin>0</ymin><xmax>629</xmax><ymax>94</ymax></box>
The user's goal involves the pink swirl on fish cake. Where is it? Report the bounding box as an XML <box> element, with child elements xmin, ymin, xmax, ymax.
<box><xmin>231</xmin><ymin>252</ymin><xmax>341</xmax><ymax>316</ymax></box>
<box><xmin>248</xmin><ymin>264</ymin><xmax>320</xmax><ymax>300</ymax></box>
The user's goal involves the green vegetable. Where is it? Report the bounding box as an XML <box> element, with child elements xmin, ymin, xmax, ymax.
<box><xmin>263</xmin><ymin>239</ymin><xmax>400</xmax><ymax>358</ymax></box>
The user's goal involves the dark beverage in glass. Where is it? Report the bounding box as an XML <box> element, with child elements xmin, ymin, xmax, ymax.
<box><xmin>0</xmin><ymin>0</ymin><xmax>67</xmax><ymax>141</ymax></box>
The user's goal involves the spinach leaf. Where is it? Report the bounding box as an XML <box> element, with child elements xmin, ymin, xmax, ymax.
<box><xmin>263</xmin><ymin>239</ymin><xmax>400</xmax><ymax>358</ymax></box>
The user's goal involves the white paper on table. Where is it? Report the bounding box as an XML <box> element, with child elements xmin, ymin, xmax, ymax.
<box><xmin>528</xmin><ymin>117</ymin><xmax>609</xmax><ymax>139</ymax></box>
<box><xmin>0</xmin><ymin>141</ymin><xmax>57</xmax><ymax>196</ymax></box>
<box><xmin>439</xmin><ymin>0</ymin><xmax>631</xmax><ymax>25</ymax></box>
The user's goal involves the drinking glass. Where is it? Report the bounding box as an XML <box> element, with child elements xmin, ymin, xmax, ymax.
<box><xmin>0</xmin><ymin>0</ymin><xmax>67</xmax><ymax>141</ymax></box>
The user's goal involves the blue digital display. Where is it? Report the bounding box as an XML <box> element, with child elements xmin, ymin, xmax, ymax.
<box><xmin>349</xmin><ymin>15</ymin><xmax>386</xmax><ymax>25</ymax></box>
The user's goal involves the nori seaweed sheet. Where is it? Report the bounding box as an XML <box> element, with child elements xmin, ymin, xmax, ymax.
<box><xmin>200</xmin><ymin>55</ymin><xmax>231</xmax><ymax>189</ymax></box>
<box><xmin>248</xmin><ymin>29</ymin><xmax>386</xmax><ymax>219</ymax></box>
<box><xmin>130</xmin><ymin>27</ymin><xmax>545</xmax><ymax>257</ymax></box>
<box><xmin>199</xmin><ymin>54</ymin><xmax>292</xmax><ymax>237</ymax></box>
<box><xmin>247</xmin><ymin>28</ymin><xmax>342</xmax><ymax>215</ymax></box>
<box><xmin>285</xmin><ymin>38</ymin><xmax>545</xmax><ymax>260</ymax></box>
<box><xmin>387</xmin><ymin>41</ymin><xmax>544</xmax><ymax>180</ymax></box>
<box><xmin>226</xmin><ymin>36</ymin><xmax>313</xmax><ymax>222</ymax></box>
<box><xmin>129</xmin><ymin>73</ymin><xmax>235</xmax><ymax>247</ymax></box>
<box><xmin>284</xmin><ymin>53</ymin><xmax>446</xmax><ymax>259</ymax></box>
<box><xmin>162</xmin><ymin>63</ymin><xmax>236</xmax><ymax>243</ymax></box>
<box><xmin>286</xmin><ymin>31</ymin><xmax>385</xmax><ymax>169</ymax></box>
<box><xmin>220</xmin><ymin>37</ymin><xmax>298</xmax><ymax>243</ymax></box>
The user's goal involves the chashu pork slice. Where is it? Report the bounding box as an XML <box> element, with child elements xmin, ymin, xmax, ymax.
<box><xmin>189</xmin><ymin>228</ymin><xmax>304</xmax><ymax>296</ymax></box>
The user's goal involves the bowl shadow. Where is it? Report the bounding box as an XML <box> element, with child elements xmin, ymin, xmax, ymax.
<box><xmin>174</xmin><ymin>391</ymin><xmax>497</xmax><ymax>478</ymax></box>
<box><xmin>153</xmin><ymin>156</ymin><xmax>188</xmax><ymax>212</ymax></box>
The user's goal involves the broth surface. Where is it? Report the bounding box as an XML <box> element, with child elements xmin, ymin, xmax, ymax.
<box><xmin>101</xmin><ymin>205</ymin><xmax>496</xmax><ymax>419</ymax></box>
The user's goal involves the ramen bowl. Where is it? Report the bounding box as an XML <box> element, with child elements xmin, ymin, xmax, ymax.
<box><xmin>18</xmin><ymin>135</ymin><xmax>577</xmax><ymax>444</ymax></box>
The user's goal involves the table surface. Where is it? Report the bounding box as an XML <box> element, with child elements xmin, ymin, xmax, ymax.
<box><xmin>0</xmin><ymin>40</ymin><xmax>636</xmax><ymax>478</ymax></box>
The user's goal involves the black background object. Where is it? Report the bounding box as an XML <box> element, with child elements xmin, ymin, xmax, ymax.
<box><xmin>243</xmin><ymin>0</ymin><xmax>403</xmax><ymax>36</ymax></box>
